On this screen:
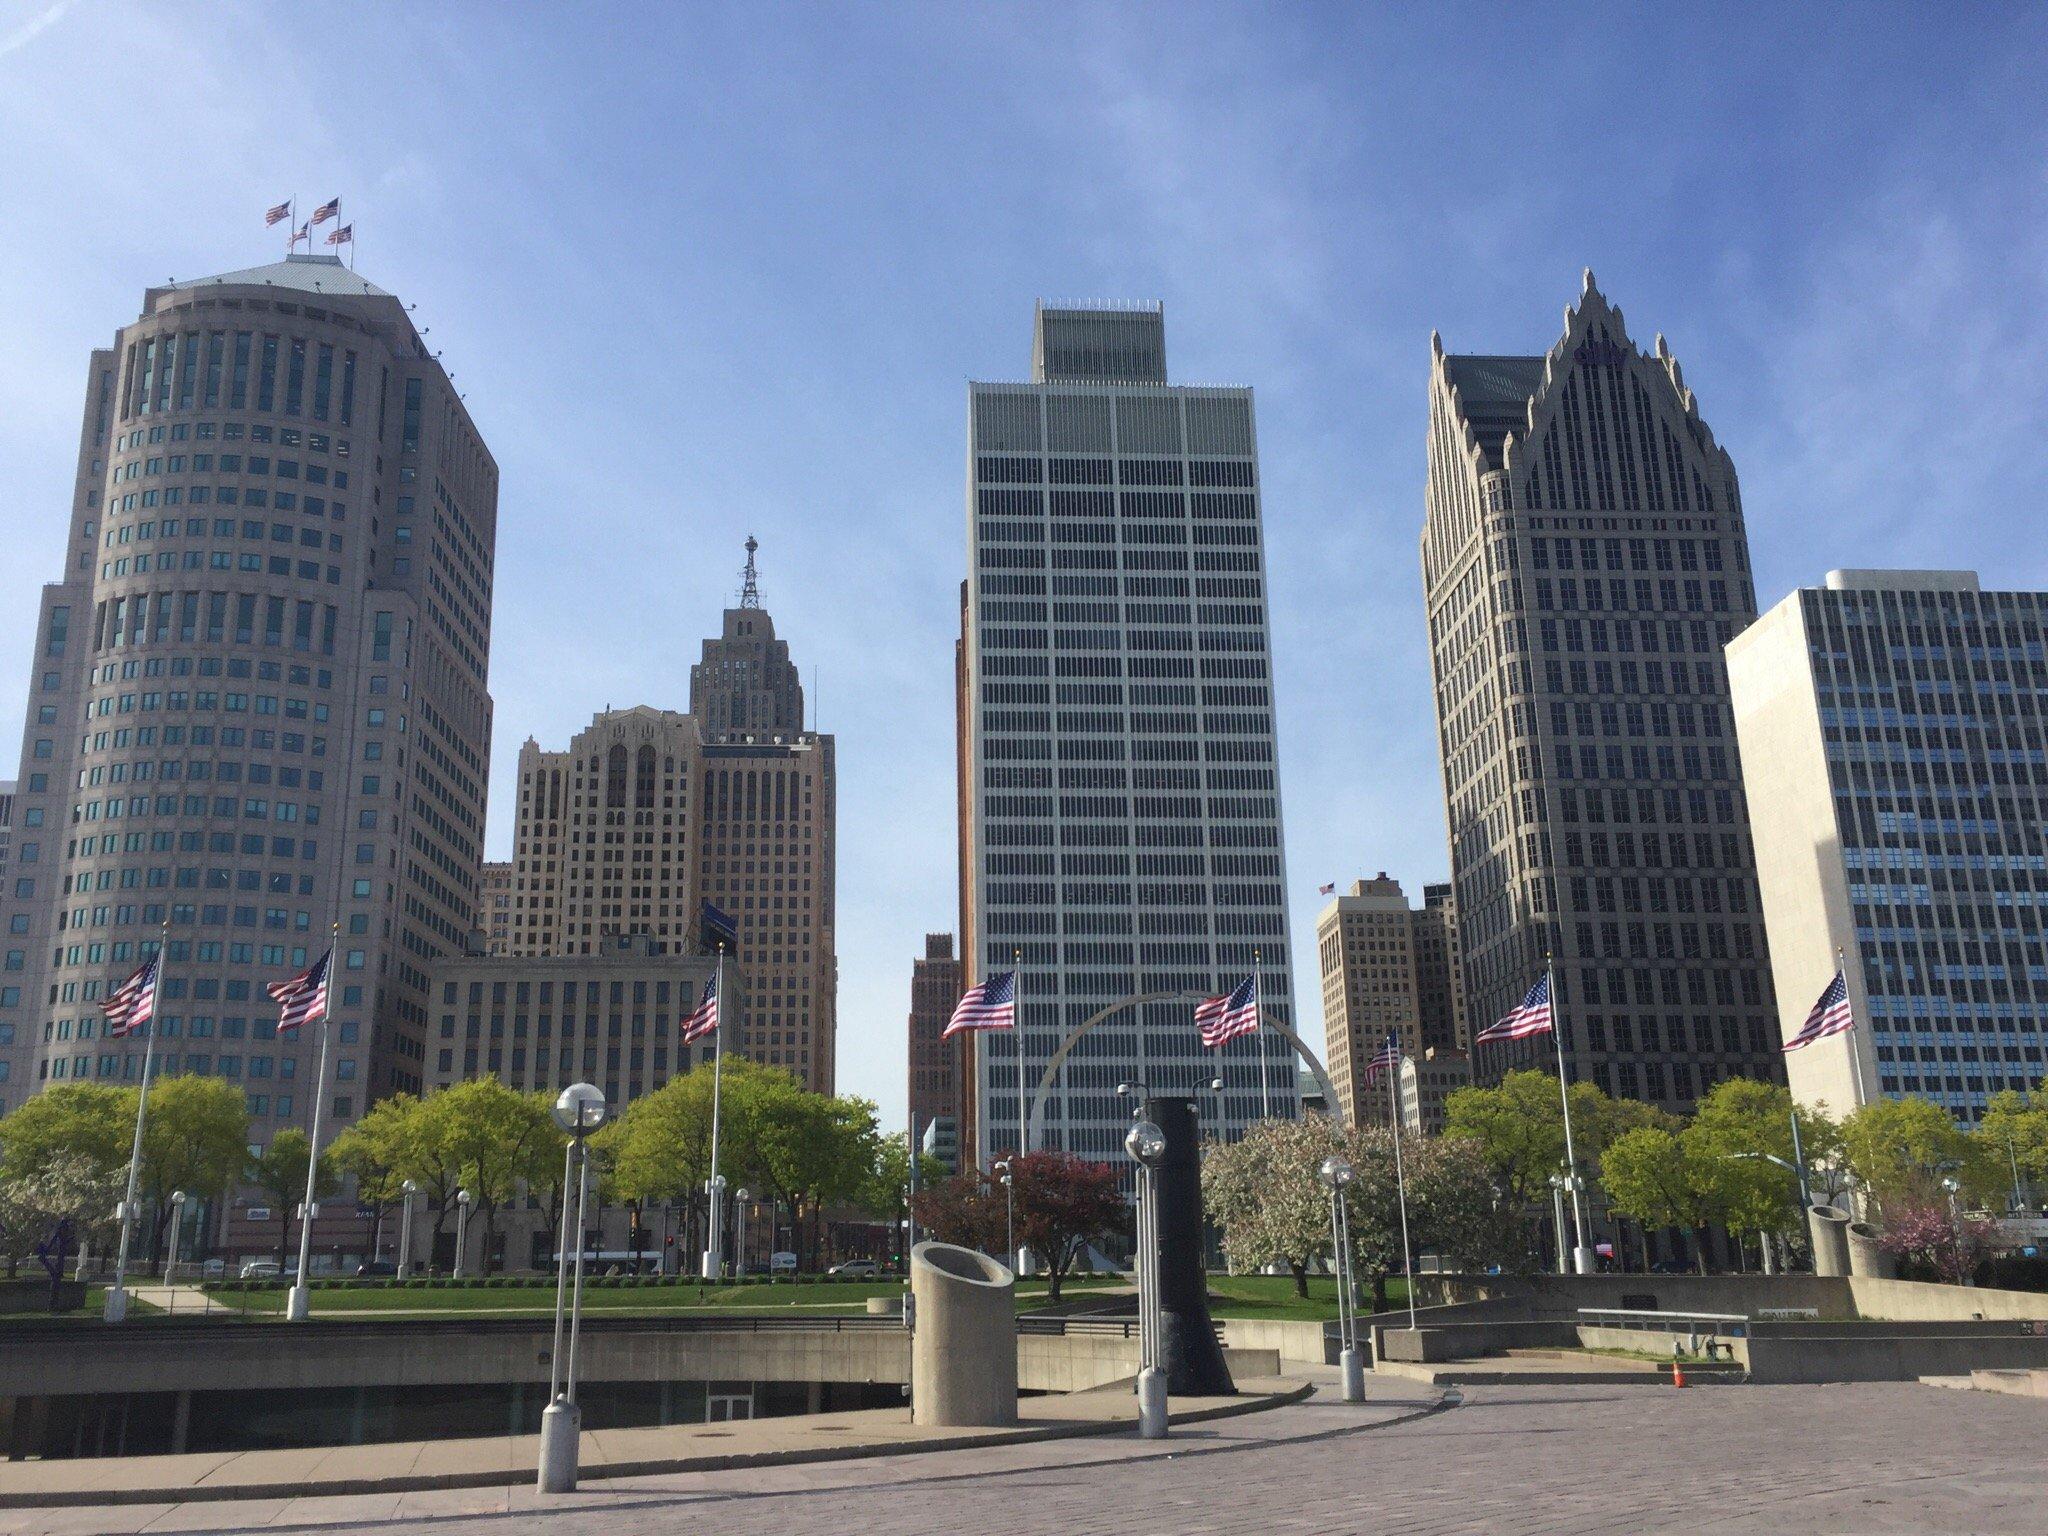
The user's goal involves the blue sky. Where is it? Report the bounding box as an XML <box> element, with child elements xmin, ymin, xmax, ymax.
<box><xmin>4</xmin><ymin>2</ymin><xmax>2046</xmax><ymax>1127</ymax></box>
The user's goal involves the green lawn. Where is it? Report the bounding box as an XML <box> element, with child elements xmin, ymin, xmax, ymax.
<box><xmin>1201</xmin><ymin>1273</ymin><xmax>1407</xmax><ymax>1321</ymax></box>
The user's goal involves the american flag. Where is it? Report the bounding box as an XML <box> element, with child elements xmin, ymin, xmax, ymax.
<box><xmin>1362</xmin><ymin>1033</ymin><xmax>1402</xmax><ymax>1084</ymax></box>
<box><xmin>101</xmin><ymin>953</ymin><xmax>161</xmax><ymax>1038</ymax></box>
<box><xmin>1784</xmin><ymin>968</ymin><xmax>1855</xmax><ymax>1052</ymax></box>
<box><xmin>1196</xmin><ymin>976</ymin><xmax>1259</xmax><ymax>1047</ymax></box>
<box><xmin>681</xmin><ymin>972</ymin><xmax>720</xmax><ymax>1042</ymax></box>
<box><xmin>266</xmin><ymin>948</ymin><xmax>331</xmax><ymax>1033</ymax></box>
<box><xmin>1318</xmin><ymin>882</ymin><xmax>1336</xmax><ymax>896</ymax></box>
<box><xmin>265</xmin><ymin>200</ymin><xmax>292</xmax><ymax>226</ymax></box>
<box><xmin>943</xmin><ymin>970</ymin><xmax>1015</xmax><ymax>1038</ymax></box>
<box><xmin>325</xmin><ymin>223</ymin><xmax>352</xmax><ymax>246</ymax></box>
<box><xmin>1476</xmin><ymin>974</ymin><xmax>1553</xmax><ymax>1045</ymax></box>
<box><xmin>311</xmin><ymin>197</ymin><xmax>340</xmax><ymax>224</ymax></box>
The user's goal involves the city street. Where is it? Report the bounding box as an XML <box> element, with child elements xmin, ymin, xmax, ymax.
<box><xmin>4</xmin><ymin>1379</ymin><xmax>2040</xmax><ymax>1535</ymax></box>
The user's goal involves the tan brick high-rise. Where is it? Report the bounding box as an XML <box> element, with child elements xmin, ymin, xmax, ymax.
<box><xmin>505</xmin><ymin>546</ymin><xmax>836</xmax><ymax>1091</ymax></box>
<box><xmin>1423</xmin><ymin>271</ymin><xmax>1780</xmax><ymax>1110</ymax></box>
<box><xmin>0</xmin><ymin>255</ymin><xmax>496</xmax><ymax>1208</ymax></box>
<box><xmin>907</xmin><ymin>933</ymin><xmax>963</xmax><ymax>1172</ymax></box>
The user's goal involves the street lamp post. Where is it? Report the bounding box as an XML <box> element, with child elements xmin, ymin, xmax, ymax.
<box><xmin>1547</xmin><ymin>1174</ymin><xmax>1569</xmax><ymax>1274</ymax></box>
<box><xmin>397</xmin><ymin>1180</ymin><xmax>419</xmax><ymax>1279</ymax></box>
<box><xmin>1319</xmin><ymin>1156</ymin><xmax>1364</xmax><ymax>1402</ymax></box>
<box><xmin>163</xmin><ymin>1191</ymin><xmax>188</xmax><ymax>1288</ymax></box>
<box><xmin>453</xmin><ymin>1189</ymin><xmax>473</xmax><ymax>1280</ymax></box>
<box><xmin>1125</xmin><ymin>1118</ymin><xmax>1168</xmax><ymax>1439</ymax></box>
<box><xmin>539</xmin><ymin>1082</ymin><xmax>608</xmax><ymax>1494</ymax></box>
<box><xmin>993</xmin><ymin>1159</ymin><xmax>1016</xmax><ymax>1275</ymax></box>
<box><xmin>735</xmin><ymin>1189</ymin><xmax>750</xmax><ymax>1276</ymax></box>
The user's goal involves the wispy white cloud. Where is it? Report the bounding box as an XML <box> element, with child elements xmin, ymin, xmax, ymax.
<box><xmin>0</xmin><ymin>0</ymin><xmax>79</xmax><ymax>60</ymax></box>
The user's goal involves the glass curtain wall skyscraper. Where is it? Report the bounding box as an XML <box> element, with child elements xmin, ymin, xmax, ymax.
<box><xmin>962</xmin><ymin>303</ymin><xmax>1296</xmax><ymax>1171</ymax></box>
<box><xmin>1422</xmin><ymin>272</ymin><xmax>1781</xmax><ymax>1111</ymax></box>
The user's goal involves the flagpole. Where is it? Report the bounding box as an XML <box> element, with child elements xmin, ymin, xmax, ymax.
<box><xmin>1837</xmin><ymin>945</ymin><xmax>1873</xmax><ymax>1110</ymax></box>
<box><xmin>1548</xmin><ymin>953</ymin><xmax>1593</xmax><ymax>1275</ymax></box>
<box><xmin>105</xmin><ymin>922</ymin><xmax>167</xmax><ymax>1324</ymax></box>
<box><xmin>1013</xmin><ymin>947</ymin><xmax>1026</xmax><ymax>1156</ymax></box>
<box><xmin>702</xmin><ymin>943</ymin><xmax>726</xmax><ymax>1280</ymax></box>
<box><xmin>1387</xmin><ymin>1042</ymin><xmax>1417</xmax><ymax>1331</ymax></box>
<box><xmin>1253</xmin><ymin>947</ymin><xmax>1270</xmax><ymax>1121</ymax></box>
<box><xmin>287</xmin><ymin>925</ymin><xmax>338</xmax><ymax>1323</ymax></box>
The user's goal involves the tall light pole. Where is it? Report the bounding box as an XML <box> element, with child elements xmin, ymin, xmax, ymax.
<box><xmin>1125</xmin><ymin>1119</ymin><xmax>1168</xmax><ymax>1439</ymax></box>
<box><xmin>993</xmin><ymin>1159</ymin><xmax>1016</xmax><ymax>1275</ymax></box>
<box><xmin>1547</xmin><ymin>1174</ymin><xmax>1569</xmax><ymax>1274</ymax></box>
<box><xmin>1320</xmin><ymin>1156</ymin><xmax>1363</xmax><ymax>1402</ymax></box>
<box><xmin>453</xmin><ymin>1189</ymin><xmax>473</xmax><ymax>1280</ymax></box>
<box><xmin>397</xmin><ymin>1180</ymin><xmax>419</xmax><ymax>1279</ymax></box>
<box><xmin>734</xmin><ymin>1189</ymin><xmax>750</xmax><ymax>1275</ymax></box>
<box><xmin>539</xmin><ymin>1082</ymin><xmax>608</xmax><ymax>1494</ymax></box>
<box><xmin>163</xmin><ymin>1190</ymin><xmax>188</xmax><ymax>1288</ymax></box>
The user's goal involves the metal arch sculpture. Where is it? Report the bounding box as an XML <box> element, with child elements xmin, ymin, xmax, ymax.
<box><xmin>1023</xmin><ymin>989</ymin><xmax>1347</xmax><ymax>1149</ymax></box>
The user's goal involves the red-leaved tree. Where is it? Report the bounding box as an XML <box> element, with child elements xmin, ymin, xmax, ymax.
<box><xmin>1877</xmin><ymin>1198</ymin><xmax>1999</xmax><ymax>1284</ymax></box>
<box><xmin>1009</xmin><ymin>1151</ymin><xmax>1124</xmax><ymax>1302</ymax></box>
<box><xmin>910</xmin><ymin>1172</ymin><xmax>1005</xmax><ymax>1255</ymax></box>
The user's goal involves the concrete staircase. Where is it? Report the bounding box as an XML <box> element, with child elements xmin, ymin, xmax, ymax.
<box><xmin>1376</xmin><ymin>1348</ymin><xmax>1744</xmax><ymax>1388</ymax></box>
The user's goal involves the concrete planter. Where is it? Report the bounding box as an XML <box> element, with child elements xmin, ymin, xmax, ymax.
<box><xmin>1847</xmin><ymin>1221</ymin><xmax>1897</xmax><ymax>1280</ymax></box>
<box><xmin>1808</xmin><ymin>1205</ymin><xmax>1852</xmax><ymax>1278</ymax></box>
<box><xmin>910</xmin><ymin>1242</ymin><xmax>1017</xmax><ymax>1427</ymax></box>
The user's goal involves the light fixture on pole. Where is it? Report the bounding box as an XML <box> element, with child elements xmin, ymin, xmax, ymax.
<box><xmin>163</xmin><ymin>1190</ymin><xmax>188</xmax><ymax>1288</ymax></box>
<box><xmin>397</xmin><ymin>1180</ymin><xmax>419</xmax><ymax>1279</ymax></box>
<box><xmin>993</xmin><ymin>1159</ymin><xmax>1016</xmax><ymax>1275</ymax></box>
<box><xmin>539</xmin><ymin>1082</ymin><xmax>608</xmax><ymax>1494</ymax></box>
<box><xmin>1319</xmin><ymin>1155</ymin><xmax>1364</xmax><ymax>1402</ymax></box>
<box><xmin>453</xmin><ymin>1189</ymin><xmax>473</xmax><ymax>1280</ymax></box>
<box><xmin>734</xmin><ymin>1188</ymin><xmax>750</xmax><ymax>1276</ymax></box>
<box><xmin>1547</xmin><ymin>1174</ymin><xmax>1569</xmax><ymax>1274</ymax></box>
<box><xmin>1125</xmin><ymin>1118</ymin><xmax>1169</xmax><ymax>1439</ymax></box>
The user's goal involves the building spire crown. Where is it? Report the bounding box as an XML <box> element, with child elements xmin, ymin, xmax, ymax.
<box><xmin>739</xmin><ymin>535</ymin><xmax>761</xmax><ymax>609</ymax></box>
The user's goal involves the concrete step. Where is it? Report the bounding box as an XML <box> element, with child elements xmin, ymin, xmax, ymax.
<box><xmin>1969</xmin><ymin>1368</ymin><xmax>2048</xmax><ymax>1399</ymax></box>
<box><xmin>1375</xmin><ymin>1355</ymin><xmax>1742</xmax><ymax>1388</ymax></box>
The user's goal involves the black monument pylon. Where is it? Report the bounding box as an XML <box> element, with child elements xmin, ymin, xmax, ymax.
<box><xmin>1142</xmin><ymin>1095</ymin><xmax>1235</xmax><ymax>1395</ymax></box>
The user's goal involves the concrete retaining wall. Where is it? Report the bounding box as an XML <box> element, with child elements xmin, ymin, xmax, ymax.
<box><xmin>1422</xmin><ymin>1272</ymin><xmax>1858</xmax><ymax>1320</ymax></box>
<box><xmin>1849</xmin><ymin>1277</ymin><xmax>2048</xmax><ymax>1323</ymax></box>
<box><xmin>1746</xmin><ymin>1324</ymin><xmax>2048</xmax><ymax>1384</ymax></box>
<box><xmin>1215</xmin><ymin>1319</ymin><xmax>1334</xmax><ymax>1365</ymax></box>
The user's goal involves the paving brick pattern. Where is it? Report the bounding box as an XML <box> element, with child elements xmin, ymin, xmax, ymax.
<box><xmin>4</xmin><ymin>1381</ymin><xmax>2041</xmax><ymax>1535</ymax></box>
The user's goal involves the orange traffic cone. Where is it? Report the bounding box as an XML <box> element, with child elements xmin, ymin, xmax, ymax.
<box><xmin>1671</xmin><ymin>1361</ymin><xmax>1687</xmax><ymax>1388</ymax></box>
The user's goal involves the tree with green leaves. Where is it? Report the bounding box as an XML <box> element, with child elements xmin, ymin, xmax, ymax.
<box><xmin>1974</xmin><ymin>1086</ymin><xmax>2048</xmax><ymax>1210</ymax></box>
<box><xmin>0</xmin><ymin>1083</ymin><xmax>135</xmax><ymax>1275</ymax></box>
<box><xmin>1841</xmin><ymin>1096</ymin><xmax>1987</xmax><ymax>1213</ymax></box>
<box><xmin>328</xmin><ymin>1091</ymin><xmax>422</xmax><ymax>1261</ymax></box>
<box><xmin>135</xmin><ymin>1076</ymin><xmax>249</xmax><ymax>1268</ymax></box>
<box><xmin>749</xmin><ymin>1083</ymin><xmax>880</xmax><ymax>1271</ymax></box>
<box><xmin>421</xmin><ymin>1077</ymin><xmax>559</xmax><ymax>1275</ymax></box>
<box><xmin>1600</xmin><ymin>1125</ymin><xmax>1719</xmax><ymax>1271</ymax></box>
<box><xmin>1680</xmin><ymin>1078</ymin><xmax>1836</xmax><ymax>1262</ymax></box>
<box><xmin>246</xmin><ymin>1129</ymin><xmax>337</xmax><ymax>1268</ymax></box>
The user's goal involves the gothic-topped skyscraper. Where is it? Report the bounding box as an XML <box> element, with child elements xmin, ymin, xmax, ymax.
<box><xmin>506</xmin><ymin>542</ymin><xmax>836</xmax><ymax>1091</ymax></box>
<box><xmin>1422</xmin><ymin>272</ymin><xmax>1780</xmax><ymax>1110</ymax></box>
<box><xmin>0</xmin><ymin>254</ymin><xmax>497</xmax><ymax>1153</ymax></box>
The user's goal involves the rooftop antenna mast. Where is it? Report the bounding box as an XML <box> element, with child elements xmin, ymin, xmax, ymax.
<box><xmin>739</xmin><ymin>535</ymin><xmax>761</xmax><ymax>609</ymax></box>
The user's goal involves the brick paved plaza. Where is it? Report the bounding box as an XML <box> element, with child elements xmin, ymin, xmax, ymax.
<box><xmin>5</xmin><ymin>1378</ymin><xmax>2041</xmax><ymax>1536</ymax></box>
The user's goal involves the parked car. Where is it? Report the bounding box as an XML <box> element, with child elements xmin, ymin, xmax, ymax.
<box><xmin>355</xmin><ymin>1259</ymin><xmax>398</xmax><ymax>1277</ymax></box>
<box><xmin>828</xmin><ymin>1259</ymin><xmax>881</xmax><ymax>1278</ymax></box>
<box><xmin>239</xmin><ymin>1258</ymin><xmax>292</xmax><ymax>1280</ymax></box>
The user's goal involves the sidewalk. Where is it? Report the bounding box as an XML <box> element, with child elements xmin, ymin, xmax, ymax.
<box><xmin>0</xmin><ymin>1377</ymin><xmax>1314</xmax><ymax>1511</ymax></box>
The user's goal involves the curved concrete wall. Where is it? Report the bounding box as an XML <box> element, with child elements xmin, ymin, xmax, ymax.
<box><xmin>1808</xmin><ymin>1205</ymin><xmax>1852</xmax><ymax>1278</ymax></box>
<box><xmin>1847</xmin><ymin>1221</ymin><xmax>1898</xmax><ymax>1280</ymax></box>
<box><xmin>910</xmin><ymin>1242</ymin><xmax>1017</xmax><ymax>1427</ymax></box>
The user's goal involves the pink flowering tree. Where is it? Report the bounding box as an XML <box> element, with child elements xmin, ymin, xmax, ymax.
<box><xmin>1876</xmin><ymin>1197</ymin><xmax>1999</xmax><ymax>1284</ymax></box>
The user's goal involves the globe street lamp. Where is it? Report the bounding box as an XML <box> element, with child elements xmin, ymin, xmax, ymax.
<box><xmin>1319</xmin><ymin>1156</ymin><xmax>1365</xmax><ymax>1401</ymax></box>
<box><xmin>397</xmin><ymin>1180</ymin><xmax>419</xmax><ymax>1279</ymax></box>
<box><xmin>163</xmin><ymin>1191</ymin><xmax>188</xmax><ymax>1288</ymax></box>
<box><xmin>539</xmin><ymin>1082</ymin><xmax>608</xmax><ymax>1494</ymax></box>
<box><xmin>453</xmin><ymin>1189</ymin><xmax>473</xmax><ymax>1280</ymax></box>
<box><xmin>1125</xmin><ymin>1118</ymin><xmax>1169</xmax><ymax>1439</ymax></box>
<box><xmin>992</xmin><ymin>1159</ymin><xmax>1017</xmax><ymax>1277</ymax></box>
<box><xmin>734</xmin><ymin>1189</ymin><xmax>751</xmax><ymax>1276</ymax></box>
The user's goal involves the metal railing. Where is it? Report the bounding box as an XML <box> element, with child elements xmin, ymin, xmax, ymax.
<box><xmin>1578</xmin><ymin>1306</ymin><xmax>1748</xmax><ymax>1358</ymax></box>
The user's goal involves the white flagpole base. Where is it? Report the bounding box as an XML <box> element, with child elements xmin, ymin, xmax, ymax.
<box><xmin>1137</xmin><ymin>1366</ymin><xmax>1168</xmax><ymax>1438</ymax></box>
<box><xmin>700</xmin><ymin>1250</ymin><xmax>720</xmax><ymax>1280</ymax></box>
<box><xmin>536</xmin><ymin>1399</ymin><xmax>580</xmax><ymax>1492</ymax></box>
<box><xmin>1572</xmin><ymin>1246</ymin><xmax>1598</xmax><ymax>1275</ymax></box>
<box><xmin>1339</xmin><ymin>1346</ymin><xmax>1366</xmax><ymax>1402</ymax></box>
<box><xmin>103</xmin><ymin>1287</ymin><xmax>130</xmax><ymax>1324</ymax></box>
<box><xmin>286</xmin><ymin>1283</ymin><xmax>312</xmax><ymax>1321</ymax></box>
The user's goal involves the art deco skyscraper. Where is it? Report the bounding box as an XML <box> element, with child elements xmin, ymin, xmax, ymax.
<box><xmin>1423</xmin><ymin>272</ymin><xmax>1780</xmax><ymax>1110</ymax></box>
<box><xmin>962</xmin><ymin>303</ymin><xmax>1297</xmax><ymax>1169</ymax></box>
<box><xmin>505</xmin><ymin>547</ymin><xmax>837</xmax><ymax>1091</ymax></box>
<box><xmin>0</xmin><ymin>254</ymin><xmax>496</xmax><ymax>1158</ymax></box>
